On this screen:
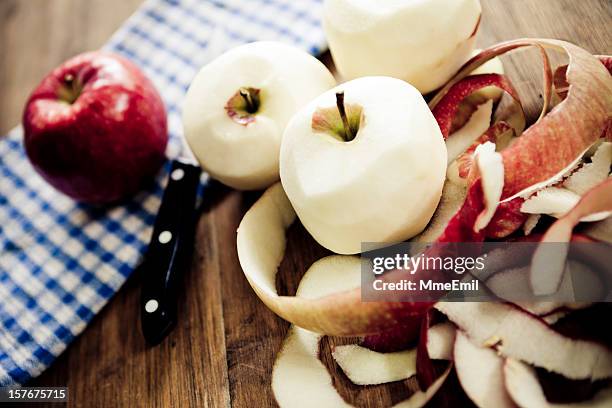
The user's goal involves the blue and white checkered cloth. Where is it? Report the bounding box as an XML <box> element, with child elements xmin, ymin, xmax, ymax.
<box><xmin>0</xmin><ymin>0</ymin><xmax>326</xmax><ymax>385</ymax></box>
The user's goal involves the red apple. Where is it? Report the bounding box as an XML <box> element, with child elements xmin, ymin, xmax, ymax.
<box><xmin>22</xmin><ymin>51</ymin><xmax>168</xmax><ymax>204</ymax></box>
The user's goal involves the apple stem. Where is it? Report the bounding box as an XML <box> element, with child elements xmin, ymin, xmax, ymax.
<box><xmin>59</xmin><ymin>73</ymin><xmax>82</xmax><ymax>104</ymax></box>
<box><xmin>239</xmin><ymin>87</ymin><xmax>260</xmax><ymax>114</ymax></box>
<box><xmin>336</xmin><ymin>92</ymin><xmax>354</xmax><ymax>142</ymax></box>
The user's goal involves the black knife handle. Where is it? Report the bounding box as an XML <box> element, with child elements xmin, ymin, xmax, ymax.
<box><xmin>141</xmin><ymin>159</ymin><xmax>201</xmax><ymax>345</ymax></box>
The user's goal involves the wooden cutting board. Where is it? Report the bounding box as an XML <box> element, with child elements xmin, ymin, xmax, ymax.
<box><xmin>18</xmin><ymin>0</ymin><xmax>611</xmax><ymax>406</ymax></box>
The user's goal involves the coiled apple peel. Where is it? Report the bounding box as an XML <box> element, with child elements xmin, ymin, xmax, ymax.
<box><xmin>236</xmin><ymin>39</ymin><xmax>612</xmax><ymax>407</ymax></box>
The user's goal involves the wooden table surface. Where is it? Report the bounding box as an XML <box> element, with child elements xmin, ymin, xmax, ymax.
<box><xmin>1</xmin><ymin>0</ymin><xmax>611</xmax><ymax>407</ymax></box>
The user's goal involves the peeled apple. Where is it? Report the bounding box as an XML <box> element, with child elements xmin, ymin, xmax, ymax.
<box><xmin>323</xmin><ymin>0</ymin><xmax>482</xmax><ymax>93</ymax></box>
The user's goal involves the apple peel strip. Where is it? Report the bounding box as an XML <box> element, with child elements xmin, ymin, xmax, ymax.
<box><xmin>435</xmin><ymin>302</ymin><xmax>612</xmax><ymax>380</ymax></box>
<box><xmin>483</xmin><ymin>261</ymin><xmax>596</xmax><ymax>316</ymax></box>
<box><xmin>445</xmin><ymin>99</ymin><xmax>495</xmax><ymax>165</ymax></box>
<box><xmin>454</xmin><ymin>331</ymin><xmax>516</xmax><ymax>408</ymax></box>
<box><xmin>360</xmin><ymin>318</ymin><xmax>421</xmax><ymax>353</ymax></box>
<box><xmin>530</xmin><ymin>178</ymin><xmax>612</xmax><ymax>296</ymax></box>
<box><xmin>236</xmin><ymin>183</ymin><xmax>431</xmax><ymax>336</ymax></box>
<box><xmin>453</xmin><ymin>120</ymin><xmax>513</xmax><ymax>181</ymax></box>
<box><xmin>554</xmin><ymin>55</ymin><xmax>612</xmax><ymax>102</ymax></box>
<box><xmin>391</xmin><ymin>366</ymin><xmax>452</xmax><ymax>408</ymax></box>
<box><xmin>332</xmin><ymin>322</ymin><xmax>456</xmax><ymax>386</ymax></box>
<box><xmin>563</xmin><ymin>141</ymin><xmax>612</xmax><ymax>195</ymax></box>
<box><xmin>535</xmin><ymin>43</ymin><xmax>553</xmax><ymax>123</ymax></box>
<box><xmin>431</xmin><ymin>39</ymin><xmax>612</xmax><ymax>205</ymax></box>
<box><xmin>271</xmin><ymin>254</ymin><xmax>451</xmax><ymax>407</ymax></box>
<box><xmin>520</xmin><ymin>142</ymin><xmax>612</xmax><ymax>220</ymax></box>
<box><xmin>521</xmin><ymin>187</ymin><xmax>582</xmax><ymax>219</ymax></box>
<box><xmin>271</xmin><ymin>255</ymin><xmax>357</xmax><ymax>408</ymax></box>
<box><xmin>504</xmin><ymin>359</ymin><xmax>612</xmax><ymax>408</ymax></box>
<box><xmin>472</xmin><ymin>141</ymin><xmax>505</xmax><ymax>232</ymax></box>
<box><xmin>432</xmin><ymin>73</ymin><xmax>523</xmax><ymax>140</ymax></box>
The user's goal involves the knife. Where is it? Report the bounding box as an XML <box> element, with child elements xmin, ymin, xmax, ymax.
<box><xmin>140</xmin><ymin>24</ymin><xmax>229</xmax><ymax>345</ymax></box>
<box><xmin>140</xmin><ymin>148</ymin><xmax>201</xmax><ymax>345</ymax></box>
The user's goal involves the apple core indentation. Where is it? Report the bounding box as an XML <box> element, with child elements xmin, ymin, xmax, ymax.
<box><xmin>311</xmin><ymin>92</ymin><xmax>363</xmax><ymax>142</ymax></box>
<box><xmin>225</xmin><ymin>87</ymin><xmax>261</xmax><ymax>125</ymax></box>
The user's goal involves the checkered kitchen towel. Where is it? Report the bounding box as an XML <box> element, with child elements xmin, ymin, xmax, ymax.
<box><xmin>0</xmin><ymin>0</ymin><xmax>326</xmax><ymax>385</ymax></box>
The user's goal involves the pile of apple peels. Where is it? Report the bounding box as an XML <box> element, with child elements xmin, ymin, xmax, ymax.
<box><xmin>236</xmin><ymin>39</ymin><xmax>612</xmax><ymax>407</ymax></box>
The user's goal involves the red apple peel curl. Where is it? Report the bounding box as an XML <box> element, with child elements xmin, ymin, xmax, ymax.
<box><xmin>361</xmin><ymin>318</ymin><xmax>422</xmax><ymax>353</ymax></box>
<box><xmin>432</xmin><ymin>73</ymin><xmax>523</xmax><ymax>139</ymax></box>
<box><xmin>530</xmin><ymin>178</ymin><xmax>612</xmax><ymax>296</ymax></box>
<box><xmin>434</xmin><ymin>40</ymin><xmax>611</xmax><ymax>238</ymax></box>
<box><xmin>445</xmin><ymin>40</ymin><xmax>612</xmax><ymax>201</ymax></box>
<box><xmin>553</xmin><ymin>56</ymin><xmax>612</xmax><ymax>102</ymax></box>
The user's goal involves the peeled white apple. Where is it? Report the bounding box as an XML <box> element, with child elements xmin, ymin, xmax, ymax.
<box><xmin>280</xmin><ymin>76</ymin><xmax>447</xmax><ymax>255</ymax></box>
<box><xmin>323</xmin><ymin>0</ymin><xmax>482</xmax><ymax>93</ymax></box>
<box><xmin>182</xmin><ymin>41</ymin><xmax>336</xmax><ymax>190</ymax></box>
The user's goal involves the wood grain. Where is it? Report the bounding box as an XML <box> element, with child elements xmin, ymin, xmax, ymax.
<box><xmin>0</xmin><ymin>0</ymin><xmax>610</xmax><ymax>407</ymax></box>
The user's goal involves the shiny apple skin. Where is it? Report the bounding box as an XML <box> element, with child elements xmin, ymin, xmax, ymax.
<box><xmin>22</xmin><ymin>51</ymin><xmax>168</xmax><ymax>204</ymax></box>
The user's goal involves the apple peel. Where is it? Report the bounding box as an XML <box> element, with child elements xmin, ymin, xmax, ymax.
<box><xmin>501</xmin><ymin>149</ymin><xmax>589</xmax><ymax>203</ymax></box>
<box><xmin>454</xmin><ymin>331</ymin><xmax>516</xmax><ymax>408</ymax></box>
<box><xmin>453</xmin><ymin>120</ymin><xmax>513</xmax><ymax>181</ymax></box>
<box><xmin>435</xmin><ymin>302</ymin><xmax>612</xmax><ymax>380</ymax></box>
<box><xmin>416</xmin><ymin>310</ymin><xmax>436</xmax><ymax>390</ymax></box>
<box><xmin>431</xmin><ymin>39</ymin><xmax>612</xmax><ymax>203</ymax></box>
<box><xmin>272</xmin><ymin>255</ymin><xmax>360</xmax><ymax>408</ymax></box>
<box><xmin>236</xmin><ymin>183</ymin><xmax>430</xmax><ymax>336</ymax></box>
<box><xmin>429</xmin><ymin>39</ymin><xmax>611</xmax><ymax>243</ymax></box>
<box><xmin>535</xmin><ymin>44</ymin><xmax>553</xmax><ymax>123</ymax></box>
<box><xmin>504</xmin><ymin>359</ymin><xmax>612</xmax><ymax>408</ymax></box>
<box><xmin>415</xmin><ymin>180</ymin><xmax>468</xmax><ymax>243</ymax></box>
<box><xmin>332</xmin><ymin>345</ymin><xmax>417</xmax><ymax>386</ymax></box>
<box><xmin>524</xmin><ymin>214</ymin><xmax>541</xmax><ymax>235</ymax></box>
<box><xmin>332</xmin><ymin>322</ymin><xmax>456</xmax><ymax>386</ymax></box>
<box><xmin>392</xmin><ymin>366</ymin><xmax>452</xmax><ymax>408</ymax></box>
<box><xmin>553</xmin><ymin>55</ymin><xmax>612</xmax><ymax>102</ymax></box>
<box><xmin>582</xmin><ymin>217</ymin><xmax>612</xmax><ymax>244</ymax></box>
<box><xmin>530</xmin><ymin>178</ymin><xmax>612</xmax><ymax>296</ymax></box>
<box><xmin>473</xmin><ymin>141</ymin><xmax>505</xmax><ymax>232</ymax></box>
<box><xmin>272</xmin><ymin>255</ymin><xmax>451</xmax><ymax>407</ymax></box>
<box><xmin>483</xmin><ymin>263</ymin><xmax>596</xmax><ymax>316</ymax></box>
<box><xmin>521</xmin><ymin>187</ymin><xmax>581</xmax><ymax>218</ymax></box>
<box><xmin>273</xmin><ymin>324</ymin><xmax>350</xmax><ymax>408</ymax></box>
<box><xmin>485</xmin><ymin>197</ymin><xmax>529</xmax><ymax>238</ymax></box>
<box><xmin>360</xmin><ymin>318</ymin><xmax>421</xmax><ymax>353</ymax></box>
<box><xmin>469</xmin><ymin>51</ymin><xmax>506</xmax><ymax>101</ymax></box>
<box><xmin>432</xmin><ymin>73</ymin><xmax>523</xmax><ymax>140</ymax></box>
<box><xmin>446</xmin><ymin>51</ymin><xmax>505</xmax><ymax>134</ymax></box>
<box><xmin>520</xmin><ymin>142</ymin><xmax>612</xmax><ymax>221</ymax></box>
<box><xmin>426</xmin><ymin>322</ymin><xmax>457</xmax><ymax>361</ymax></box>
<box><xmin>446</xmin><ymin>99</ymin><xmax>494</xmax><ymax>164</ymax></box>
<box><xmin>563</xmin><ymin>142</ymin><xmax>612</xmax><ymax>195</ymax></box>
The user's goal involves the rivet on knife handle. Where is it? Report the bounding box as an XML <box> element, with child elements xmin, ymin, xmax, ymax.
<box><xmin>140</xmin><ymin>160</ymin><xmax>201</xmax><ymax>345</ymax></box>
